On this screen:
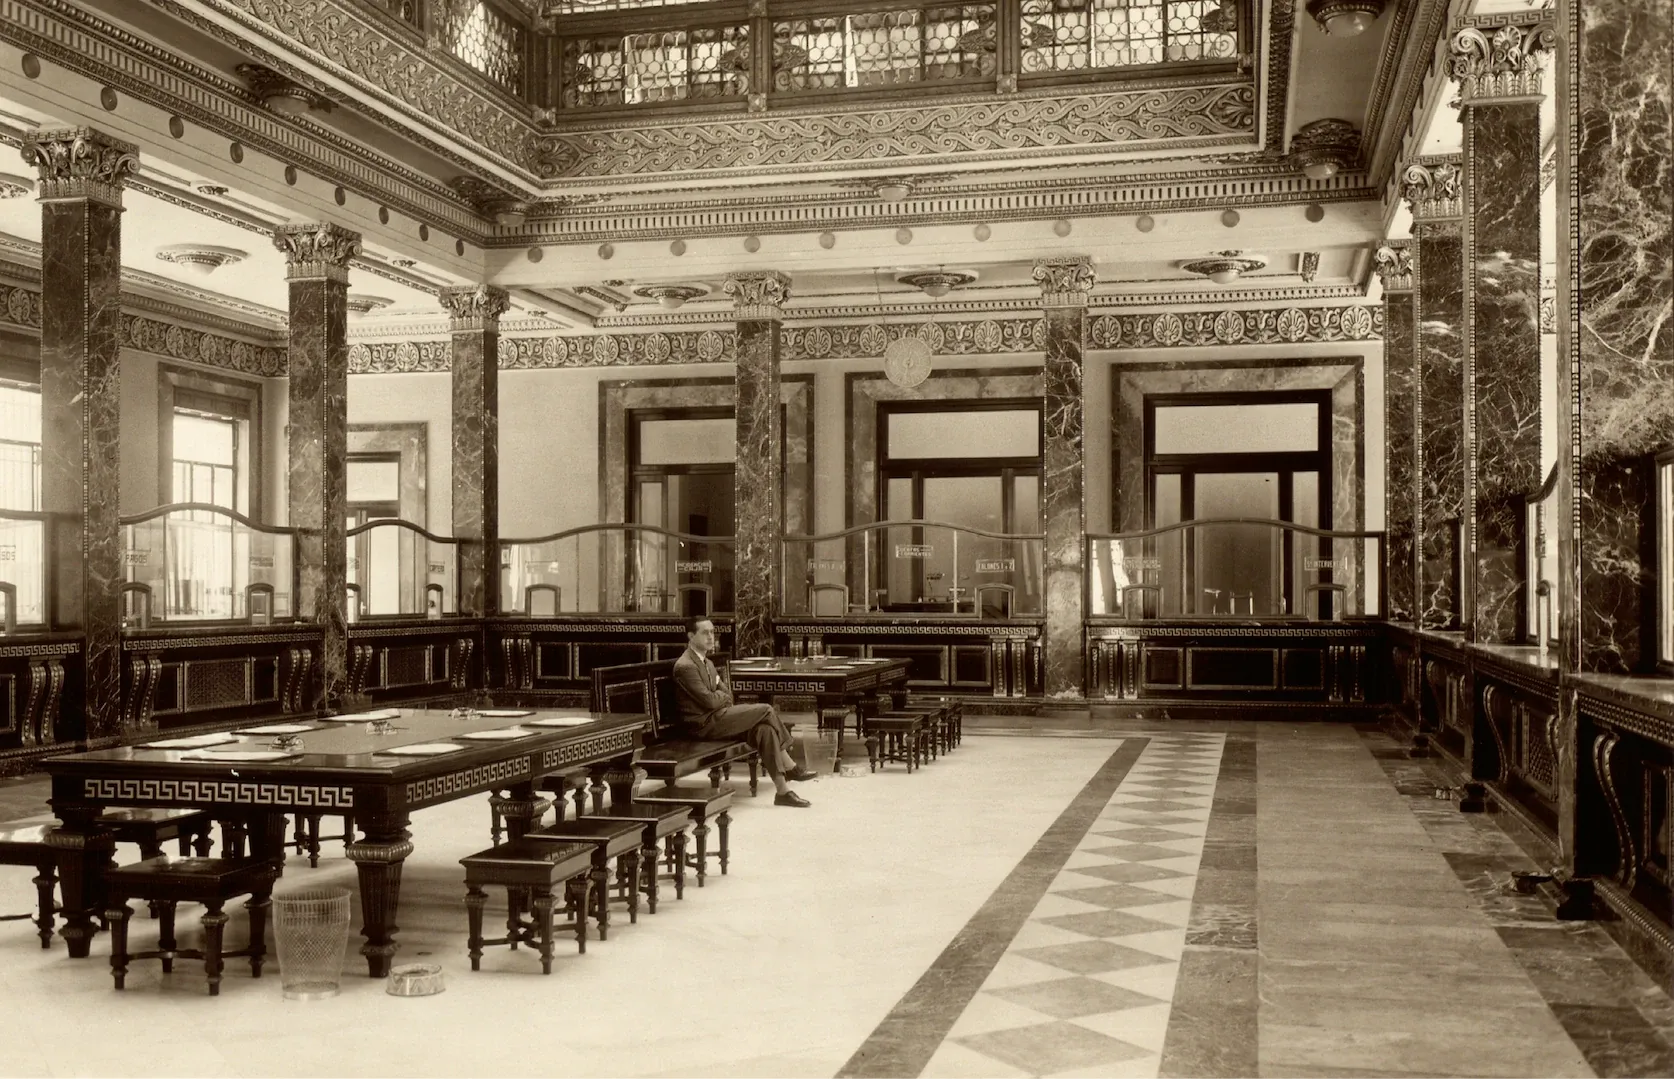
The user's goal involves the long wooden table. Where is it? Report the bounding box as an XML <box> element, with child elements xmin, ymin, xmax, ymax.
<box><xmin>726</xmin><ymin>656</ymin><xmax>911</xmax><ymax>767</ymax></box>
<box><xmin>41</xmin><ymin>707</ymin><xmax>648</xmax><ymax>976</ymax></box>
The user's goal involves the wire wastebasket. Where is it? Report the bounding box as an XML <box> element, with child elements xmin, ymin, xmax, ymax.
<box><xmin>273</xmin><ymin>886</ymin><xmax>352</xmax><ymax>1000</ymax></box>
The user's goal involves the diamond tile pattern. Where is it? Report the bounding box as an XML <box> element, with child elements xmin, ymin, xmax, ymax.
<box><xmin>938</xmin><ymin>733</ymin><xmax>1225</xmax><ymax>1078</ymax></box>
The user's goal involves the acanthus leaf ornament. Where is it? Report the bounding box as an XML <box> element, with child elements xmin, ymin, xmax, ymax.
<box><xmin>1400</xmin><ymin>156</ymin><xmax>1463</xmax><ymax>225</ymax></box>
<box><xmin>1372</xmin><ymin>243</ymin><xmax>1414</xmax><ymax>292</ymax></box>
<box><xmin>438</xmin><ymin>284</ymin><xmax>511</xmax><ymax>331</ymax></box>
<box><xmin>272</xmin><ymin>222</ymin><xmax>363</xmax><ymax>283</ymax></box>
<box><xmin>19</xmin><ymin>127</ymin><xmax>139</xmax><ymax>207</ymax></box>
<box><xmin>722</xmin><ymin>271</ymin><xmax>792</xmax><ymax>320</ymax></box>
<box><xmin>1448</xmin><ymin>22</ymin><xmax>1556</xmax><ymax>104</ymax></box>
<box><xmin>1033</xmin><ymin>257</ymin><xmax>1096</xmax><ymax>307</ymax></box>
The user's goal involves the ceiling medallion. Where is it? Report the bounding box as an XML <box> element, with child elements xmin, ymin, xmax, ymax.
<box><xmin>1288</xmin><ymin>118</ymin><xmax>1361</xmax><ymax>180</ymax></box>
<box><xmin>1305</xmin><ymin>0</ymin><xmax>1385</xmax><ymax>37</ymax></box>
<box><xmin>895</xmin><ymin>269</ymin><xmax>978</xmax><ymax>299</ymax></box>
<box><xmin>883</xmin><ymin>334</ymin><xmax>933</xmax><ymax>388</ymax></box>
<box><xmin>449</xmin><ymin>176</ymin><xmax>533</xmax><ymax>227</ymax></box>
<box><xmin>632</xmin><ymin>283</ymin><xmax>710</xmax><ymax>311</ymax></box>
<box><xmin>154</xmin><ymin>243</ymin><xmax>248</xmax><ymax>277</ymax></box>
<box><xmin>1180</xmin><ymin>250</ymin><xmax>1268</xmax><ymax>285</ymax></box>
<box><xmin>346</xmin><ymin>294</ymin><xmax>395</xmax><ymax>316</ymax></box>
<box><xmin>0</xmin><ymin>173</ymin><xmax>34</xmax><ymax>198</ymax></box>
<box><xmin>235</xmin><ymin>64</ymin><xmax>335</xmax><ymax>117</ymax></box>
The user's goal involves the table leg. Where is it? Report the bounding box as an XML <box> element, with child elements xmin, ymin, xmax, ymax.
<box><xmin>46</xmin><ymin>806</ymin><xmax>115</xmax><ymax>959</ymax></box>
<box><xmin>346</xmin><ymin>813</ymin><xmax>412</xmax><ymax>978</ymax></box>
<box><xmin>600</xmin><ymin>763</ymin><xmax>643</xmax><ymax>810</ymax></box>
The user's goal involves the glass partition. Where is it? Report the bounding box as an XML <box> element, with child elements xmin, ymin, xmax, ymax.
<box><xmin>121</xmin><ymin>503</ymin><xmax>298</xmax><ymax>623</ymax></box>
<box><xmin>780</xmin><ymin>520</ymin><xmax>1044</xmax><ymax>617</ymax></box>
<box><xmin>346</xmin><ymin>519</ymin><xmax>462</xmax><ymax>619</ymax></box>
<box><xmin>0</xmin><ymin>510</ymin><xmax>49</xmax><ymax>629</ymax></box>
<box><xmin>502</xmin><ymin>524</ymin><xmax>735</xmax><ymax>616</ymax></box>
<box><xmin>1087</xmin><ymin>519</ymin><xmax>1386</xmax><ymax>620</ymax></box>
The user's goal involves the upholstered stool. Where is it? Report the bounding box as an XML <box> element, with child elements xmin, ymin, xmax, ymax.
<box><xmin>633</xmin><ymin>786</ymin><xmax>734</xmax><ymax>886</ymax></box>
<box><xmin>0</xmin><ymin>822</ymin><xmax>60</xmax><ymax>949</ymax></box>
<box><xmin>580</xmin><ymin>801</ymin><xmax>692</xmax><ymax>912</ymax></box>
<box><xmin>99</xmin><ymin>808</ymin><xmax>217</xmax><ymax>860</ymax></box>
<box><xmin>104</xmin><ymin>855</ymin><xmax>279</xmax><ymax>996</ymax></box>
<box><xmin>527</xmin><ymin>819</ymin><xmax>644</xmax><ymax>940</ymax></box>
<box><xmin>290</xmin><ymin>812</ymin><xmax>355</xmax><ymax>868</ymax></box>
<box><xmin>865</xmin><ymin>714</ymin><xmax>926</xmax><ymax>773</ymax></box>
<box><xmin>460</xmin><ymin>839</ymin><xmax>595</xmax><ymax>975</ymax></box>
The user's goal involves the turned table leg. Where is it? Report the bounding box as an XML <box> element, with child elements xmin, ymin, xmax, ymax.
<box><xmin>347</xmin><ymin>814</ymin><xmax>413</xmax><ymax>978</ymax></box>
<box><xmin>46</xmin><ymin>806</ymin><xmax>115</xmax><ymax>960</ymax></box>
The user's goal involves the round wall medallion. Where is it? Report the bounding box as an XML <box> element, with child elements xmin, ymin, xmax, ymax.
<box><xmin>670</xmin><ymin>239</ymin><xmax>686</xmax><ymax>256</ymax></box>
<box><xmin>973</xmin><ymin>223</ymin><xmax>991</xmax><ymax>242</ymax></box>
<box><xmin>21</xmin><ymin>54</ymin><xmax>41</xmax><ymax>79</ymax></box>
<box><xmin>527</xmin><ymin>246</ymin><xmax>544</xmax><ymax>263</ymax></box>
<box><xmin>228</xmin><ymin>141</ymin><xmax>244</xmax><ymax>163</ymax></box>
<box><xmin>883</xmin><ymin>335</ymin><xmax>932</xmax><ymax>388</ymax></box>
<box><xmin>168</xmin><ymin>116</ymin><xmax>186</xmax><ymax>138</ymax></box>
<box><xmin>284</xmin><ymin>165</ymin><xmax>298</xmax><ymax>185</ymax></box>
<box><xmin>818</xmin><ymin>232</ymin><xmax>836</xmax><ymax>249</ymax></box>
<box><xmin>333</xmin><ymin>186</ymin><xmax>346</xmax><ymax>206</ymax></box>
<box><xmin>419</xmin><ymin>224</ymin><xmax>430</xmax><ymax>241</ymax></box>
<box><xmin>1305</xmin><ymin>203</ymin><xmax>1326</xmax><ymax>222</ymax></box>
<box><xmin>895</xmin><ymin>227</ymin><xmax>913</xmax><ymax>245</ymax></box>
<box><xmin>99</xmin><ymin>87</ymin><xmax>118</xmax><ymax>111</ymax></box>
<box><xmin>378</xmin><ymin>206</ymin><xmax>389</xmax><ymax>225</ymax></box>
<box><xmin>598</xmin><ymin>243</ymin><xmax>614</xmax><ymax>259</ymax></box>
<box><xmin>1136</xmin><ymin>215</ymin><xmax>1156</xmax><ymax>233</ymax></box>
<box><xmin>1220</xmin><ymin>209</ymin><xmax>1241</xmax><ymax>227</ymax></box>
<box><xmin>455</xmin><ymin>239</ymin><xmax>465</xmax><ymax>256</ymax></box>
<box><xmin>742</xmin><ymin>235</ymin><xmax>761</xmax><ymax>253</ymax></box>
<box><xmin>1053</xmin><ymin>218</ymin><xmax>1072</xmax><ymax>237</ymax></box>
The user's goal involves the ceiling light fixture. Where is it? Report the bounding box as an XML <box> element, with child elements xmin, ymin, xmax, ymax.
<box><xmin>872</xmin><ymin>180</ymin><xmax>913</xmax><ymax>203</ymax></box>
<box><xmin>1180</xmin><ymin>250</ymin><xmax>1268</xmax><ymax>286</ymax></box>
<box><xmin>154</xmin><ymin>244</ymin><xmax>249</xmax><ymax>277</ymax></box>
<box><xmin>895</xmin><ymin>269</ymin><xmax>978</xmax><ymax>299</ymax></box>
<box><xmin>632</xmin><ymin>283</ymin><xmax>710</xmax><ymax>310</ymax></box>
<box><xmin>236</xmin><ymin>64</ymin><xmax>335</xmax><ymax>116</ymax></box>
<box><xmin>449</xmin><ymin>176</ymin><xmax>533</xmax><ymax>229</ymax></box>
<box><xmin>1305</xmin><ymin>0</ymin><xmax>1385</xmax><ymax>37</ymax></box>
<box><xmin>1288</xmin><ymin>118</ymin><xmax>1361</xmax><ymax>181</ymax></box>
<box><xmin>345</xmin><ymin>294</ymin><xmax>394</xmax><ymax>316</ymax></box>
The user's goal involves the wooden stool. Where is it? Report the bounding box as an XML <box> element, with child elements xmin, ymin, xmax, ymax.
<box><xmin>460</xmin><ymin>839</ymin><xmax>595</xmax><ymax>975</ymax></box>
<box><xmin>876</xmin><ymin>706</ymin><xmax>947</xmax><ymax>761</ymax></box>
<box><xmin>104</xmin><ymin>856</ymin><xmax>279</xmax><ymax>996</ymax></box>
<box><xmin>0</xmin><ymin>822</ymin><xmax>60</xmax><ymax>949</ymax></box>
<box><xmin>290</xmin><ymin>813</ymin><xmax>355</xmax><ymax>868</ymax></box>
<box><xmin>580</xmin><ymin>801</ymin><xmax>692</xmax><ymax>912</ymax></box>
<box><xmin>865</xmin><ymin>714</ymin><xmax>926</xmax><ymax>773</ymax></box>
<box><xmin>634</xmin><ymin>786</ymin><xmax>734</xmax><ymax>886</ymax></box>
<box><xmin>527</xmin><ymin>819</ymin><xmax>644</xmax><ymax>940</ymax></box>
<box><xmin>99</xmin><ymin>808</ymin><xmax>216</xmax><ymax>859</ymax></box>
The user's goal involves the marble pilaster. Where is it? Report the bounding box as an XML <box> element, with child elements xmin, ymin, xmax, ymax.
<box><xmin>21</xmin><ymin>128</ymin><xmax>137</xmax><ymax>743</ymax></box>
<box><xmin>440</xmin><ymin>285</ymin><xmax>508</xmax><ymax>617</ymax></box>
<box><xmin>275</xmin><ymin>223</ymin><xmax>360</xmax><ymax>711</ymax></box>
<box><xmin>1454</xmin><ymin>20</ymin><xmax>1555</xmax><ymax>644</ymax></box>
<box><xmin>1556</xmin><ymin>0</ymin><xmax>1673</xmax><ymax>676</ymax></box>
<box><xmin>722</xmin><ymin>272</ymin><xmax>789</xmax><ymax>657</ymax></box>
<box><xmin>1404</xmin><ymin>157</ymin><xmax>1467</xmax><ymax>631</ymax></box>
<box><xmin>1375</xmin><ymin>244</ymin><xmax>1417</xmax><ymax>623</ymax></box>
<box><xmin>1034</xmin><ymin>257</ymin><xmax>1093</xmax><ymax>700</ymax></box>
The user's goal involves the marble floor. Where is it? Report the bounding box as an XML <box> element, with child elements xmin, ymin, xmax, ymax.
<box><xmin>0</xmin><ymin>720</ymin><xmax>1669</xmax><ymax>1078</ymax></box>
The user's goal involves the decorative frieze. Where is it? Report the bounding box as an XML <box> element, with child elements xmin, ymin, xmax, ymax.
<box><xmin>1373</xmin><ymin>243</ymin><xmax>1414</xmax><ymax>293</ymax></box>
<box><xmin>723</xmin><ymin>272</ymin><xmax>792</xmax><ymax>321</ymax></box>
<box><xmin>19</xmin><ymin>127</ymin><xmax>139</xmax><ymax>207</ymax></box>
<box><xmin>1033</xmin><ymin>257</ymin><xmax>1096</xmax><ymax>308</ymax></box>
<box><xmin>438</xmin><ymin>284</ymin><xmax>510</xmax><ymax>332</ymax></box>
<box><xmin>273</xmin><ymin>222</ymin><xmax>362</xmax><ymax>284</ymax></box>
<box><xmin>1449</xmin><ymin>21</ymin><xmax>1556</xmax><ymax>105</ymax></box>
<box><xmin>1400</xmin><ymin>155</ymin><xmax>1464</xmax><ymax>225</ymax></box>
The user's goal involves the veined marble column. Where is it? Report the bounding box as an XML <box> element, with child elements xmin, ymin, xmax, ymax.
<box><xmin>1034</xmin><ymin>257</ymin><xmax>1094</xmax><ymax>700</ymax></box>
<box><xmin>1374</xmin><ymin>243</ymin><xmax>1417</xmax><ymax>623</ymax></box>
<box><xmin>21</xmin><ymin>128</ymin><xmax>137</xmax><ymax>744</ymax></box>
<box><xmin>1556</xmin><ymin>0</ymin><xmax>1673</xmax><ymax>675</ymax></box>
<box><xmin>440</xmin><ymin>285</ymin><xmax>508</xmax><ymax>618</ymax></box>
<box><xmin>1453</xmin><ymin>19</ymin><xmax>1555</xmax><ymax>643</ymax></box>
<box><xmin>722</xmin><ymin>271</ymin><xmax>789</xmax><ymax>658</ymax></box>
<box><xmin>1402</xmin><ymin>157</ymin><xmax>1466</xmax><ymax>631</ymax></box>
<box><xmin>274</xmin><ymin>223</ymin><xmax>360</xmax><ymax>711</ymax></box>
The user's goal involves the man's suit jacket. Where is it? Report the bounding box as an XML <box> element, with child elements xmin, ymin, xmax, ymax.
<box><xmin>672</xmin><ymin>648</ymin><xmax>731</xmax><ymax>727</ymax></box>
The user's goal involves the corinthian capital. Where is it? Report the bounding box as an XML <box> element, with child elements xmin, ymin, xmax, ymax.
<box><xmin>1372</xmin><ymin>243</ymin><xmax>1413</xmax><ymax>293</ymax></box>
<box><xmin>1033</xmin><ymin>257</ymin><xmax>1096</xmax><ymax>307</ymax></box>
<box><xmin>1449</xmin><ymin>21</ymin><xmax>1555</xmax><ymax>104</ymax></box>
<box><xmin>20</xmin><ymin>127</ymin><xmax>139</xmax><ymax>208</ymax></box>
<box><xmin>272</xmin><ymin>223</ymin><xmax>362</xmax><ymax>284</ymax></box>
<box><xmin>439</xmin><ymin>284</ymin><xmax>511</xmax><ymax>331</ymax></box>
<box><xmin>1399</xmin><ymin>156</ymin><xmax>1463</xmax><ymax>226</ymax></box>
<box><xmin>723</xmin><ymin>271</ymin><xmax>792</xmax><ymax>321</ymax></box>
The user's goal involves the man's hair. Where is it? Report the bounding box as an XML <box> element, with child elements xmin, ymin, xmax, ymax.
<box><xmin>686</xmin><ymin>616</ymin><xmax>713</xmax><ymax>636</ymax></box>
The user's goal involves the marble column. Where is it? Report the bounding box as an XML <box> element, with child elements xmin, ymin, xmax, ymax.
<box><xmin>20</xmin><ymin>128</ymin><xmax>137</xmax><ymax>744</ymax></box>
<box><xmin>274</xmin><ymin>223</ymin><xmax>360</xmax><ymax>711</ymax></box>
<box><xmin>1375</xmin><ymin>243</ymin><xmax>1417</xmax><ymax>623</ymax></box>
<box><xmin>1402</xmin><ymin>156</ymin><xmax>1467</xmax><ymax>631</ymax></box>
<box><xmin>440</xmin><ymin>285</ymin><xmax>508</xmax><ymax>618</ymax></box>
<box><xmin>1033</xmin><ymin>257</ymin><xmax>1094</xmax><ymax>700</ymax></box>
<box><xmin>1555</xmin><ymin>0</ymin><xmax>1673</xmax><ymax>675</ymax></box>
<box><xmin>722</xmin><ymin>271</ymin><xmax>789</xmax><ymax>658</ymax></box>
<box><xmin>1453</xmin><ymin>19</ymin><xmax>1555</xmax><ymax>644</ymax></box>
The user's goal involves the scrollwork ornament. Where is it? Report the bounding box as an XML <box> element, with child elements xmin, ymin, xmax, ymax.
<box><xmin>438</xmin><ymin>284</ymin><xmax>511</xmax><ymax>331</ymax></box>
<box><xmin>1033</xmin><ymin>257</ymin><xmax>1096</xmax><ymax>307</ymax></box>
<box><xmin>1400</xmin><ymin>157</ymin><xmax>1463</xmax><ymax>224</ymax></box>
<box><xmin>1448</xmin><ymin>23</ymin><xmax>1555</xmax><ymax>104</ymax></box>
<box><xmin>19</xmin><ymin>127</ymin><xmax>139</xmax><ymax>208</ymax></box>
<box><xmin>723</xmin><ymin>271</ymin><xmax>792</xmax><ymax>321</ymax></box>
<box><xmin>272</xmin><ymin>222</ymin><xmax>362</xmax><ymax>283</ymax></box>
<box><xmin>1373</xmin><ymin>243</ymin><xmax>1414</xmax><ymax>292</ymax></box>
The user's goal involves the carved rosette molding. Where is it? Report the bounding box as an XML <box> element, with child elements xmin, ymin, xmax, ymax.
<box><xmin>1400</xmin><ymin>155</ymin><xmax>1463</xmax><ymax>226</ymax></box>
<box><xmin>1033</xmin><ymin>257</ymin><xmax>1096</xmax><ymax>307</ymax></box>
<box><xmin>19</xmin><ymin>126</ymin><xmax>139</xmax><ymax>207</ymax></box>
<box><xmin>723</xmin><ymin>272</ymin><xmax>793</xmax><ymax>321</ymax></box>
<box><xmin>1448</xmin><ymin>21</ymin><xmax>1555</xmax><ymax>104</ymax></box>
<box><xmin>1373</xmin><ymin>242</ymin><xmax>1414</xmax><ymax>292</ymax></box>
<box><xmin>438</xmin><ymin>284</ymin><xmax>510</xmax><ymax>332</ymax></box>
<box><xmin>345</xmin><ymin>304</ymin><xmax>1383</xmax><ymax>371</ymax></box>
<box><xmin>536</xmin><ymin>85</ymin><xmax>1256</xmax><ymax>179</ymax></box>
<box><xmin>272</xmin><ymin>222</ymin><xmax>362</xmax><ymax>283</ymax></box>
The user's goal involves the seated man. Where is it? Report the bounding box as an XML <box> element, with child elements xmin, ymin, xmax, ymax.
<box><xmin>672</xmin><ymin>617</ymin><xmax>815</xmax><ymax>808</ymax></box>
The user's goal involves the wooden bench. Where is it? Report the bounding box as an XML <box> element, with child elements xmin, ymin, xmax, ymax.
<box><xmin>104</xmin><ymin>855</ymin><xmax>279</xmax><ymax>996</ymax></box>
<box><xmin>591</xmin><ymin>660</ymin><xmax>759</xmax><ymax>796</ymax></box>
<box><xmin>461</xmin><ymin>839</ymin><xmax>595</xmax><ymax>975</ymax></box>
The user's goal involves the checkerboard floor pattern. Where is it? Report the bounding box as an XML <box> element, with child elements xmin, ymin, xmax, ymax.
<box><xmin>921</xmin><ymin>734</ymin><xmax>1225</xmax><ymax>1079</ymax></box>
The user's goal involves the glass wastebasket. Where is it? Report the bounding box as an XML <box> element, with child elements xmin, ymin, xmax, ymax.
<box><xmin>273</xmin><ymin>886</ymin><xmax>351</xmax><ymax>1000</ymax></box>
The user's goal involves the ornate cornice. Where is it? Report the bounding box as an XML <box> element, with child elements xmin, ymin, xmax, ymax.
<box><xmin>1400</xmin><ymin>155</ymin><xmax>1463</xmax><ymax>224</ymax></box>
<box><xmin>535</xmin><ymin>84</ymin><xmax>1256</xmax><ymax>180</ymax></box>
<box><xmin>273</xmin><ymin>222</ymin><xmax>362</xmax><ymax>283</ymax></box>
<box><xmin>1448</xmin><ymin>20</ymin><xmax>1556</xmax><ymax>104</ymax></box>
<box><xmin>723</xmin><ymin>272</ymin><xmax>792</xmax><ymax>322</ymax></box>
<box><xmin>438</xmin><ymin>284</ymin><xmax>511</xmax><ymax>332</ymax></box>
<box><xmin>1373</xmin><ymin>242</ymin><xmax>1414</xmax><ymax>293</ymax></box>
<box><xmin>19</xmin><ymin>127</ymin><xmax>139</xmax><ymax>207</ymax></box>
<box><xmin>1033</xmin><ymin>257</ymin><xmax>1096</xmax><ymax>307</ymax></box>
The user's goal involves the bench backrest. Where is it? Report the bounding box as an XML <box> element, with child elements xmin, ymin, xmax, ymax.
<box><xmin>591</xmin><ymin>659</ymin><xmax>682</xmax><ymax>740</ymax></box>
